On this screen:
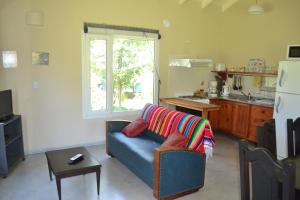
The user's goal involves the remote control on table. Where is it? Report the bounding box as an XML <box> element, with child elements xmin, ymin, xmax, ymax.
<box><xmin>68</xmin><ymin>154</ymin><xmax>84</xmax><ymax>165</ymax></box>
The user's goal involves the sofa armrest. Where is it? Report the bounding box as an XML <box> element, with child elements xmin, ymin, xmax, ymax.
<box><xmin>105</xmin><ymin>120</ymin><xmax>131</xmax><ymax>156</ymax></box>
<box><xmin>153</xmin><ymin>147</ymin><xmax>206</xmax><ymax>199</ymax></box>
<box><xmin>106</xmin><ymin>120</ymin><xmax>131</xmax><ymax>133</ymax></box>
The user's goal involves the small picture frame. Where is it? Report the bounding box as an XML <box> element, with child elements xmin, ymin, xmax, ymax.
<box><xmin>32</xmin><ymin>52</ymin><xmax>49</xmax><ymax>65</ymax></box>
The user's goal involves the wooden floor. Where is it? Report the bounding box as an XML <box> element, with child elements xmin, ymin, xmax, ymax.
<box><xmin>0</xmin><ymin>133</ymin><xmax>240</xmax><ymax>200</ymax></box>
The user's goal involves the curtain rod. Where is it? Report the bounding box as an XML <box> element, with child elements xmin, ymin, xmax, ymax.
<box><xmin>83</xmin><ymin>22</ymin><xmax>161</xmax><ymax>39</ymax></box>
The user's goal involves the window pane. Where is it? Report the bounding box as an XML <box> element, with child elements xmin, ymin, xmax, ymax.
<box><xmin>90</xmin><ymin>39</ymin><xmax>107</xmax><ymax>111</ymax></box>
<box><xmin>112</xmin><ymin>38</ymin><xmax>155</xmax><ymax>112</ymax></box>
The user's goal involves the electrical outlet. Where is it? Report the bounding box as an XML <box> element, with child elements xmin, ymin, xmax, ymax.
<box><xmin>32</xmin><ymin>81</ymin><xmax>39</xmax><ymax>89</ymax></box>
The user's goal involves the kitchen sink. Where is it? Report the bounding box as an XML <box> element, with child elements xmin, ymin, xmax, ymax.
<box><xmin>223</xmin><ymin>95</ymin><xmax>274</xmax><ymax>106</ymax></box>
<box><xmin>226</xmin><ymin>95</ymin><xmax>250</xmax><ymax>101</ymax></box>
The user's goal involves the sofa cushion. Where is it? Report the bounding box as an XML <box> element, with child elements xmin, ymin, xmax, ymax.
<box><xmin>107</xmin><ymin>132</ymin><xmax>161</xmax><ymax>187</ymax></box>
<box><xmin>160</xmin><ymin>132</ymin><xmax>188</xmax><ymax>148</ymax></box>
<box><xmin>122</xmin><ymin>118</ymin><xmax>148</xmax><ymax>137</ymax></box>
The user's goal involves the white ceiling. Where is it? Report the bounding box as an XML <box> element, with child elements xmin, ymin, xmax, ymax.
<box><xmin>178</xmin><ymin>0</ymin><xmax>240</xmax><ymax>12</ymax></box>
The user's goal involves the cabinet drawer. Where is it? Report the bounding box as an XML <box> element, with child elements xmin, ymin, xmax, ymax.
<box><xmin>250</xmin><ymin>106</ymin><xmax>273</xmax><ymax>120</ymax></box>
<box><xmin>248</xmin><ymin>105</ymin><xmax>274</xmax><ymax>142</ymax></box>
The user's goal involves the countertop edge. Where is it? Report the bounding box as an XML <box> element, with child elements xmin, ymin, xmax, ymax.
<box><xmin>209</xmin><ymin>97</ymin><xmax>274</xmax><ymax>108</ymax></box>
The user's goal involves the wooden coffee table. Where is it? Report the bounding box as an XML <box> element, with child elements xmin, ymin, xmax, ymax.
<box><xmin>45</xmin><ymin>147</ymin><xmax>101</xmax><ymax>200</ymax></box>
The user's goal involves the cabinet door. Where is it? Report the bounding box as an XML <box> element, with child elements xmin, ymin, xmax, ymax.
<box><xmin>248</xmin><ymin>105</ymin><xmax>274</xmax><ymax>142</ymax></box>
<box><xmin>218</xmin><ymin>100</ymin><xmax>233</xmax><ymax>133</ymax></box>
<box><xmin>209</xmin><ymin>99</ymin><xmax>219</xmax><ymax>130</ymax></box>
<box><xmin>232</xmin><ymin>102</ymin><xmax>250</xmax><ymax>138</ymax></box>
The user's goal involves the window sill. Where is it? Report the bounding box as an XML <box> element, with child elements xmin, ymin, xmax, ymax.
<box><xmin>83</xmin><ymin>110</ymin><xmax>142</xmax><ymax>119</ymax></box>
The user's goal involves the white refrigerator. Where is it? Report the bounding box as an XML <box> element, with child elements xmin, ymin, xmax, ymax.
<box><xmin>274</xmin><ymin>60</ymin><xmax>300</xmax><ymax>159</ymax></box>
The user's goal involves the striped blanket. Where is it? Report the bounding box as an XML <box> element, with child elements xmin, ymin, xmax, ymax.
<box><xmin>141</xmin><ymin>103</ymin><xmax>215</xmax><ymax>157</ymax></box>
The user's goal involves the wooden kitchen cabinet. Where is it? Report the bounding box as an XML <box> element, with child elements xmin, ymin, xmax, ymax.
<box><xmin>218</xmin><ymin>100</ymin><xmax>233</xmax><ymax>133</ymax></box>
<box><xmin>247</xmin><ymin>105</ymin><xmax>274</xmax><ymax>142</ymax></box>
<box><xmin>209</xmin><ymin>99</ymin><xmax>273</xmax><ymax>143</ymax></box>
<box><xmin>208</xmin><ymin>99</ymin><xmax>219</xmax><ymax>129</ymax></box>
<box><xmin>231</xmin><ymin>102</ymin><xmax>250</xmax><ymax>138</ymax></box>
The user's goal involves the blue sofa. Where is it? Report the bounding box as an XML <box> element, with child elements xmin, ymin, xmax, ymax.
<box><xmin>106</xmin><ymin>120</ymin><xmax>206</xmax><ymax>199</ymax></box>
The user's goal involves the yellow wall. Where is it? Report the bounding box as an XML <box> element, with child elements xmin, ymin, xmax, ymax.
<box><xmin>220</xmin><ymin>0</ymin><xmax>300</xmax><ymax>67</ymax></box>
<box><xmin>220</xmin><ymin>0</ymin><xmax>300</xmax><ymax>95</ymax></box>
<box><xmin>0</xmin><ymin>0</ymin><xmax>221</xmax><ymax>153</ymax></box>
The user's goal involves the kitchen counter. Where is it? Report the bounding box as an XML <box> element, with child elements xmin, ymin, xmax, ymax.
<box><xmin>210</xmin><ymin>95</ymin><xmax>274</xmax><ymax>108</ymax></box>
<box><xmin>160</xmin><ymin>98</ymin><xmax>220</xmax><ymax>118</ymax></box>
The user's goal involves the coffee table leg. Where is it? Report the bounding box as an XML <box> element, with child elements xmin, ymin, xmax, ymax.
<box><xmin>47</xmin><ymin>160</ymin><xmax>52</xmax><ymax>181</ymax></box>
<box><xmin>96</xmin><ymin>168</ymin><xmax>101</xmax><ymax>195</ymax></box>
<box><xmin>56</xmin><ymin>177</ymin><xmax>62</xmax><ymax>200</ymax></box>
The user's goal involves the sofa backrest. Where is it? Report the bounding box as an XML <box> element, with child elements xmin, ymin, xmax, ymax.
<box><xmin>142</xmin><ymin>130</ymin><xmax>166</xmax><ymax>144</ymax></box>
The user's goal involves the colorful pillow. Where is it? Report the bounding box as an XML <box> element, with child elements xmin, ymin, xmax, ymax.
<box><xmin>160</xmin><ymin>132</ymin><xmax>188</xmax><ymax>148</ymax></box>
<box><xmin>122</xmin><ymin>118</ymin><xmax>148</xmax><ymax>137</ymax></box>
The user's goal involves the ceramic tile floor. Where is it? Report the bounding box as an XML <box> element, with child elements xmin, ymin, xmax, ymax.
<box><xmin>0</xmin><ymin>133</ymin><xmax>240</xmax><ymax>200</ymax></box>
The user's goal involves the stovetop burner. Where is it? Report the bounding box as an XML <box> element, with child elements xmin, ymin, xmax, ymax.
<box><xmin>178</xmin><ymin>95</ymin><xmax>208</xmax><ymax>99</ymax></box>
<box><xmin>178</xmin><ymin>95</ymin><xmax>210</xmax><ymax>104</ymax></box>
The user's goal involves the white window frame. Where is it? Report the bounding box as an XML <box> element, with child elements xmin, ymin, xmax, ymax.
<box><xmin>81</xmin><ymin>31</ymin><xmax>159</xmax><ymax>119</ymax></box>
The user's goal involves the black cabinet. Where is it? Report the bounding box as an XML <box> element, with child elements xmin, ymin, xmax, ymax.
<box><xmin>0</xmin><ymin>115</ymin><xmax>25</xmax><ymax>177</ymax></box>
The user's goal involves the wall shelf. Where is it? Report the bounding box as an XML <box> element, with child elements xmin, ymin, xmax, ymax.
<box><xmin>211</xmin><ymin>70</ymin><xmax>278</xmax><ymax>78</ymax></box>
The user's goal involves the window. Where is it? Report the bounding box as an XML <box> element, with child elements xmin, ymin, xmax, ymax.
<box><xmin>82</xmin><ymin>29</ymin><xmax>159</xmax><ymax>118</ymax></box>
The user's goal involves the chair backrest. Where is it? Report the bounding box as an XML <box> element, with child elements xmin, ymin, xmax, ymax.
<box><xmin>287</xmin><ymin>118</ymin><xmax>300</xmax><ymax>157</ymax></box>
<box><xmin>239</xmin><ymin>140</ymin><xmax>295</xmax><ymax>200</ymax></box>
<box><xmin>257</xmin><ymin>119</ymin><xmax>277</xmax><ymax>157</ymax></box>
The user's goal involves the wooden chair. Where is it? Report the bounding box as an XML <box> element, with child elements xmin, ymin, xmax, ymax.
<box><xmin>287</xmin><ymin>118</ymin><xmax>300</xmax><ymax>157</ymax></box>
<box><xmin>256</xmin><ymin>119</ymin><xmax>277</xmax><ymax>157</ymax></box>
<box><xmin>239</xmin><ymin>140</ymin><xmax>295</xmax><ymax>200</ymax></box>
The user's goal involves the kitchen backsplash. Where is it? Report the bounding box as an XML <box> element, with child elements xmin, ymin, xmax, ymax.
<box><xmin>168</xmin><ymin>67</ymin><xmax>214</xmax><ymax>97</ymax></box>
<box><xmin>229</xmin><ymin>76</ymin><xmax>277</xmax><ymax>99</ymax></box>
<box><xmin>168</xmin><ymin>65</ymin><xmax>277</xmax><ymax>100</ymax></box>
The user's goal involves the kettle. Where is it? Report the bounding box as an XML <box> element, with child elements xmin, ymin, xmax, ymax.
<box><xmin>221</xmin><ymin>84</ymin><xmax>231</xmax><ymax>97</ymax></box>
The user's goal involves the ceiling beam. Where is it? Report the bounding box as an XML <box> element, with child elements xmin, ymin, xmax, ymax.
<box><xmin>222</xmin><ymin>0</ymin><xmax>239</xmax><ymax>12</ymax></box>
<box><xmin>201</xmin><ymin>0</ymin><xmax>213</xmax><ymax>8</ymax></box>
<box><xmin>178</xmin><ymin>0</ymin><xmax>188</xmax><ymax>5</ymax></box>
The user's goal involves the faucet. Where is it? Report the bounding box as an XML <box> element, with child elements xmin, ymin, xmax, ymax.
<box><xmin>240</xmin><ymin>90</ymin><xmax>252</xmax><ymax>101</ymax></box>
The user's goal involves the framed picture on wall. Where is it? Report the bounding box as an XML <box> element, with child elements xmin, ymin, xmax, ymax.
<box><xmin>32</xmin><ymin>52</ymin><xmax>49</xmax><ymax>65</ymax></box>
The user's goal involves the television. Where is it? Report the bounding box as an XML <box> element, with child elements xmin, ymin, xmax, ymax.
<box><xmin>0</xmin><ymin>90</ymin><xmax>13</xmax><ymax>122</ymax></box>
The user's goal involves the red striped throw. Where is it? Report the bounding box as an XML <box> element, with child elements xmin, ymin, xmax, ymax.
<box><xmin>141</xmin><ymin>103</ymin><xmax>215</xmax><ymax>157</ymax></box>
